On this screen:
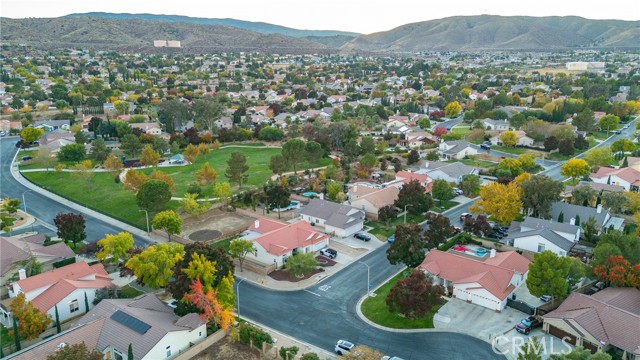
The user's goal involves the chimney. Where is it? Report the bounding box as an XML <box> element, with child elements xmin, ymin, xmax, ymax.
<box><xmin>254</xmin><ymin>220</ymin><xmax>260</xmax><ymax>229</ymax></box>
<box><xmin>490</xmin><ymin>249</ymin><xmax>496</xmax><ymax>258</ymax></box>
<box><xmin>597</xmin><ymin>204</ymin><xmax>602</xmax><ymax>214</ymax></box>
<box><xmin>18</xmin><ymin>269</ymin><xmax>26</xmax><ymax>280</ymax></box>
<box><xmin>570</xmin><ymin>218</ymin><xmax>576</xmax><ymax>225</ymax></box>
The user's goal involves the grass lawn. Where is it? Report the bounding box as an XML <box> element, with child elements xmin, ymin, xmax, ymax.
<box><xmin>120</xmin><ymin>284</ymin><xmax>145</xmax><ymax>298</ymax></box>
<box><xmin>210</xmin><ymin>235</ymin><xmax>238</xmax><ymax>250</ymax></box>
<box><xmin>429</xmin><ymin>200</ymin><xmax>459</xmax><ymax>213</ymax></box>
<box><xmin>220</xmin><ymin>142</ymin><xmax>267</xmax><ymax>147</ymax></box>
<box><xmin>22</xmin><ymin>171</ymin><xmax>180</xmax><ymax>229</ymax></box>
<box><xmin>361</xmin><ymin>269</ymin><xmax>445</xmax><ymax>329</ymax></box>
<box><xmin>450</xmin><ymin>126</ymin><xmax>471</xmax><ymax>137</ymax></box>
<box><xmin>491</xmin><ymin>146</ymin><xmax>530</xmax><ymax>155</ymax></box>
<box><xmin>140</xmin><ymin>147</ymin><xmax>332</xmax><ymax>196</ymax></box>
<box><xmin>366</xmin><ymin>213</ymin><xmax>424</xmax><ymax>240</ymax></box>
<box><xmin>453</xmin><ymin>158</ymin><xmax>497</xmax><ymax>168</ymax></box>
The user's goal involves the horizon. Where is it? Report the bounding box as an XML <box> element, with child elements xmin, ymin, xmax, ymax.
<box><xmin>1</xmin><ymin>0</ymin><xmax>639</xmax><ymax>34</ymax></box>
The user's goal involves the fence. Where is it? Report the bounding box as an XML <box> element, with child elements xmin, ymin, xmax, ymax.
<box><xmin>506</xmin><ymin>297</ymin><xmax>535</xmax><ymax>315</ymax></box>
<box><xmin>174</xmin><ymin>329</ymin><xmax>227</xmax><ymax>360</ymax></box>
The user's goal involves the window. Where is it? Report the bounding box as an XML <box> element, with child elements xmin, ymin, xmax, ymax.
<box><xmin>69</xmin><ymin>299</ymin><xmax>79</xmax><ymax>313</ymax></box>
<box><xmin>114</xmin><ymin>349</ymin><xmax>124</xmax><ymax>360</ymax></box>
<box><xmin>166</xmin><ymin>345</ymin><xmax>171</xmax><ymax>358</ymax></box>
<box><xmin>537</xmin><ymin>243</ymin><xmax>545</xmax><ymax>252</ymax></box>
<box><xmin>559</xmin><ymin>251</ymin><xmax>566</xmax><ymax>257</ymax></box>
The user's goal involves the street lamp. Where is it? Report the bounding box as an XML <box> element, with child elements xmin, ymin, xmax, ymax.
<box><xmin>138</xmin><ymin>209</ymin><xmax>150</xmax><ymax>234</ymax></box>
<box><xmin>21</xmin><ymin>190</ymin><xmax>32</xmax><ymax>214</ymax></box>
<box><xmin>358</xmin><ymin>261</ymin><xmax>371</xmax><ymax>297</ymax></box>
<box><xmin>403</xmin><ymin>204</ymin><xmax>413</xmax><ymax>224</ymax></box>
<box><xmin>236</xmin><ymin>277</ymin><xmax>246</xmax><ymax>319</ymax></box>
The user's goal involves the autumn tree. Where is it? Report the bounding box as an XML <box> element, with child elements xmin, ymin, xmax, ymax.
<box><xmin>497</xmin><ymin>158</ymin><xmax>523</xmax><ymax>177</ymax></box>
<box><xmin>500</xmin><ymin>131</ymin><xmax>518</xmax><ymax>147</ymax></box>
<box><xmin>195</xmin><ymin>162</ymin><xmax>218</xmax><ymax>186</ymax></box>
<box><xmin>46</xmin><ymin>342</ymin><xmax>103</xmax><ymax>360</ymax></box>
<box><xmin>137</xmin><ymin>179</ymin><xmax>172</xmax><ymax>211</ymax></box>
<box><xmin>394</xmin><ymin>179</ymin><xmax>433</xmax><ymax>215</ymax></box>
<box><xmin>97</xmin><ymin>232</ymin><xmax>134</xmax><ymax>264</ymax></box>
<box><xmin>140</xmin><ymin>144</ymin><xmax>161</xmax><ymax>167</ymax></box>
<box><xmin>20</xmin><ymin>127</ymin><xmax>44</xmax><ymax>143</ymax></box>
<box><xmin>269</xmin><ymin>154</ymin><xmax>288</xmax><ymax>178</ymax></box>
<box><xmin>34</xmin><ymin>147</ymin><xmax>55</xmax><ymax>171</ymax></box>
<box><xmin>225</xmin><ymin>151</ymin><xmax>249</xmax><ymax>188</ymax></box>
<box><xmin>229</xmin><ymin>239</ymin><xmax>256</xmax><ymax>272</ymax></box>
<box><xmin>103</xmin><ymin>154</ymin><xmax>124</xmax><ymax>176</ymax></box>
<box><xmin>424</xmin><ymin>213</ymin><xmax>454</xmax><ymax>249</ymax></box>
<box><xmin>123</xmin><ymin>168</ymin><xmax>148</xmax><ymax>191</ymax></box>
<box><xmin>53</xmin><ymin>212</ymin><xmax>86</xmax><ymax>248</ymax></box>
<box><xmin>526</xmin><ymin>251</ymin><xmax>572</xmax><ymax>302</ymax></box>
<box><xmin>470</xmin><ymin>182</ymin><xmax>522</xmax><ymax>225</ymax></box>
<box><xmin>180</xmin><ymin>193</ymin><xmax>209</xmax><ymax>217</ymax></box>
<box><xmin>520</xmin><ymin>175</ymin><xmax>563</xmax><ymax>219</ymax></box>
<box><xmin>9</xmin><ymin>293</ymin><xmax>51</xmax><ymax>340</ymax></box>
<box><xmin>149</xmin><ymin>169</ymin><xmax>175</xmax><ymax>192</ymax></box>
<box><xmin>386</xmin><ymin>269</ymin><xmax>444</xmax><ymax>319</ymax></box>
<box><xmin>183</xmin><ymin>279</ymin><xmax>235</xmax><ymax>330</ymax></box>
<box><xmin>125</xmin><ymin>242</ymin><xmax>184</xmax><ymax>288</ymax></box>
<box><xmin>213</xmin><ymin>182</ymin><xmax>233</xmax><ymax>206</ymax></box>
<box><xmin>387</xmin><ymin>224</ymin><xmax>426</xmax><ymax>268</ymax></box>
<box><xmin>444</xmin><ymin>101</ymin><xmax>462</xmax><ymax>118</ymax></box>
<box><xmin>282</xmin><ymin>139</ymin><xmax>305</xmax><ymax>174</ymax></box>
<box><xmin>152</xmin><ymin>210</ymin><xmax>182</xmax><ymax>240</ymax></box>
<box><xmin>285</xmin><ymin>253</ymin><xmax>318</xmax><ymax>278</ymax></box>
<box><xmin>593</xmin><ymin>256</ymin><xmax>640</xmax><ymax>288</ymax></box>
<box><xmin>598</xmin><ymin>114</ymin><xmax>620</xmax><ymax>132</ymax></box>
<box><xmin>584</xmin><ymin>146</ymin><xmax>614</xmax><ymax>170</ymax></box>
<box><xmin>183</xmin><ymin>143</ymin><xmax>199</xmax><ymax>163</ymax></box>
<box><xmin>560</xmin><ymin>158</ymin><xmax>590</xmax><ymax>182</ymax></box>
<box><xmin>1</xmin><ymin>198</ymin><xmax>21</xmax><ymax>216</ymax></box>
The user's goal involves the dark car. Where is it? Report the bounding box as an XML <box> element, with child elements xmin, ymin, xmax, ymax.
<box><xmin>493</xmin><ymin>226</ymin><xmax>508</xmax><ymax>236</ymax></box>
<box><xmin>21</xmin><ymin>156</ymin><xmax>33</xmax><ymax>161</ymax></box>
<box><xmin>460</xmin><ymin>213</ymin><xmax>473</xmax><ymax>222</ymax></box>
<box><xmin>354</xmin><ymin>233</ymin><xmax>371</xmax><ymax>241</ymax></box>
<box><xmin>480</xmin><ymin>141</ymin><xmax>492</xmax><ymax>150</ymax></box>
<box><xmin>452</xmin><ymin>227</ymin><xmax>462</xmax><ymax>235</ymax></box>
<box><xmin>320</xmin><ymin>248</ymin><xmax>337</xmax><ymax>259</ymax></box>
<box><xmin>516</xmin><ymin>316</ymin><xmax>541</xmax><ymax>335</ymax></box>
<box><xmin>487</xmin><ymin>232</ymin><xmax>503</xmax><ymax>239</ymax></box>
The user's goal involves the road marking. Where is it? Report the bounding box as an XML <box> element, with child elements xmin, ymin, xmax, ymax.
<box><xmin>304</xmin><ymin>290</ymin><xmax>321</xmax><ymax>297</ymax></box>
<box><xmin>318</xmin><ymin>285</ymin><xmax>331</xmax><ymax>291</ymax></box>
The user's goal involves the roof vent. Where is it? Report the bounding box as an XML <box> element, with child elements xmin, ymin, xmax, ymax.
<box><xmin>57</xmin><ymin>343</ymin><xmax>66</xmax><ymax>349</ymax></box>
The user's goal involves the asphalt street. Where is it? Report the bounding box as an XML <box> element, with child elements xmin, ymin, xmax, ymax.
<box><xmin>238</xmin><ymin>244</ymin><xmax>506</xmax><ymax>360</ymax></box>
<box><xmin>0</xmin><ymin>137</ymin><xmax>151</xmax><ymax>246</ymax></box>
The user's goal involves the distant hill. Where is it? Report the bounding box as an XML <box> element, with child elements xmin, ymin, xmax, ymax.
<box><xmin>342</xmin><ymin>15</ymin><xmax>640</xmax><ymax>51</ymax></box>
<box><xmin>0</xmin><ymin>17</ymin><xmax>330</xmax><ymax>52</ymax></box>
<box><xmin>64</xmin><ymin>12</ymin><xmax>360</xmax><ymax>38</ymax></box>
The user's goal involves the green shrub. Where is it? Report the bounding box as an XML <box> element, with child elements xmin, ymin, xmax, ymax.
<box><xmin>238</xmin><ymin>323</ymin><xmax>273</xmax><ymax>346</ymax></box>
<box><xmin>187</xmin><ymin>183</ymin><xmax>202</xmax><ymax>197</ymax></box>
<box><xmin>300</xmin><ymin>353</ymin><xmax>320</xmax><ymax>360</ymax></box>
<box><xmin>439</xmin><ymin>233</ymin><xmax>481</xmax><ymax>251</ymax></box>
<box><xmin>53</xmin><ymin>257</ymin><xmax>76</xmax><ymax>268</ymax></box>
<box><xmin>279</xmin><ymin>346</ymin><xmax>299</xmax><ymax>360</ymax></box>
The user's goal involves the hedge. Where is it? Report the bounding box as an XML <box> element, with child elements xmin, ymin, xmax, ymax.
<box><xmin>53</xmin><ymin>257</ymin><xmax>77</xmax><ymax>268</ymax></box>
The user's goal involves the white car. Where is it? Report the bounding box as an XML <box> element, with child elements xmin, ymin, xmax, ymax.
<box><xmin>382</xmin><ymin>357</ymin><xmax>405</xmax><ymax>360</ymax></box>
<box><xmin>335</xmin><ymin>340</ymin><xmax>354</xmax><ymax>355</ymax></box>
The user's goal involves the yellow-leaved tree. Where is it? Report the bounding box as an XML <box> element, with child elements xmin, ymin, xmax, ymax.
<box><xmin>97</xmin><ymin>232</ymin><xmax>134</xmax><ymax>264</ymax></box>
<box><xmin>123</xmin><ymin>168</ymin><xmax>148</xmax><ymax>192</ymax></box>
<box><xmin>444</xmin><ymin>101</ymin><xmax>462</xmax><ymax>118</ymax></box>
<box><xmin>500</xmin><ymin>131</ymin><xmax>518</xmax><ymax>147</ymax></box>
<box><xmin>470</xmin><ymin>182</ymin><xmax>522</xmax><ymax>225</ymax></box>
<box><xmin>9</xmin><ymin>293</ymin><xmax>51</xmax><ymax>340</ymax></box>
<box><xmin>140</xmin><ymin>144</ymin><xmax>161</xmax><ymax>167</ymax></box>
<box><xmin>180</xmin><ymin>193</ymin><xmax>209</xmax><ymax>218</ymax></box>
<box><xmin>196</xmin><ymin>162</ymin><xmax>217</xmax><ymax>186</ymax></box>
<box><xmin>183</xmin><ymin>143</ymin><xmax>199</xmax><ymax>163</ymax></box>
<box><xmin>150</xmin><ymin>169</ymin><xmax>175</xmax><ymax>192</ymax></box>
<box><xmin>125</xmin><ymin>242</ymin><xmax>184</xmax><ymax>288</ymax></box>
<box><xmin>103</xmin><ymin>154</ymin><xmax>123</xmax><ymax>176</ymax></box>
<box><xmin>560</xmin><ymin>158</ymin><xmax>590</xmax><ymax>183</ymax></box>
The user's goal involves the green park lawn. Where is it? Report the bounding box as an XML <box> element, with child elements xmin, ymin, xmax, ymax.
<box><xmin>361</xmin><ymin>269</ymin><xmax>444</xmax><ymax>329</ymax></box>
<box><xmin>366</xmin><ymin>213</ymin><xmax>424</xmax><ymax>240</ymax></box>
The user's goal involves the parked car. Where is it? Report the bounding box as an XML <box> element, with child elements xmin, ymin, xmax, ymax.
<box><xmin>453</xmin><ymin>187</ymin><xmax>464</xmax><ymax>196</ymax></box>
<box><xmin>21</xmin><ymin>156</ymin><xmax>33</xmax><ymax>161</ymax></box>
<box><xmin>459</xmin><ymin>213</ymin><xmax>472</xmax><ymax>222</ymax></box>
<box><xmin>387</xmin><ymin>234</ymin><xmax>395</xmax><ymax>243</ymax></box>
<box><xmin>164</xmin><ymin>299</ymin><xmax>178</xmax><ymax>309</ymax></box>
<box><xmin>452</xmin><ymin>227</ymin><xmax>462</xmax><ymax>235</ymax></box>
<box><xmin>480</xmin><ymin>141</ymin><xmax>492</xmax><ymax>150</ymax></box>
<box><xmin>335</xmin><ymin>340</ymin><xmax>354</xmax><ymax>355</ymax></box>
<box><xmin>487</xmin><ymin>232</ymin><xmax>502</xmax><ymax>240</ymax></box>
<box><xmin>540</xmin><ymin>295</ymin><xmax>552</xmax><ymax>302</ymax></box>
<box><xmin>320</xmin><ymin>248</ymin><xmax>337</xmax><ymax>259</ymax></box>
<box><xmin>0</xmin><ymin>131</ymin><xmax>6</xmax><ymax>136</ymax></box>
<box><xmin>516</xmin><ymin>316</ymin><xmax>541</xmax><ymax>335</ymax></box>
<box><xmin>382</xmin><ymin>356</ymin><xmax>405</xmax><ymax>360</ymax></box>
<box><xmin>493</xmin><ymin>226</ymin><xmax>508</xmax><ymax>236</ymax></box>
<box><xmin>354</xmin><ymin>233</ymin><xmax>371</xmax><ymax>241</ymax></box>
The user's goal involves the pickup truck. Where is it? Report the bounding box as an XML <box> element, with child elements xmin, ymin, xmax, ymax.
<box><xmin>516</xmin><ymin>316</ymin><xmax>541</xmax><ymax>335</ymax></box>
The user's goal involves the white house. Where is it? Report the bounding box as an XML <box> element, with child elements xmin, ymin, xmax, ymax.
<box><xmin>7</xmin><ymin>294</ymin><xmax>207</xmax><ymax>360</ymax></box>
<box><xmin>419</xmin><ymin>249</ymin><xmax>530</xmax><ymax>311</ymax></box>
<box><xmin>242</xmin><ymin>218</ymin><xmax>330</xmax><ymax>268</ymax></box>
<box><xmin>130</xmin><ymin>122</ymin><xmax>162</xmax><ymax>135</ymax></box>
<box><xmin>437</xmin><ymin>140</ymin><xmax>478</xmax><ymax>160</ymax></box>
<box><xmin>481</xmin><ymin>118</ymin><xmax>509</xmax><ymax>131</ymax></box>
<box><xmin>5</xmin><ymin>262</ymin><xmax>116</xmax><ymax>326</ymax></box>
<box><xmin>297</xmin><ymin>199</ymin><xmax>365</xmax><ymax>238</ymax></box>
<box><xmin>349</xmin><ymin>186</ymin><xmax>400</xmax><ymax>219</ymax></box>
<box><xmin>507</xmin><ymin>217</ymin><xmax>581</xmax><ymax>257</ymax></box>
<box><xmin>590</xmin><ymin>163</ymin><xmax>640</xmax><ymax>192</ymax></box>
<box><xmin>419</xmin><ymin>161</ymin><xmax>479</xmax><ymax>184</ymax></box>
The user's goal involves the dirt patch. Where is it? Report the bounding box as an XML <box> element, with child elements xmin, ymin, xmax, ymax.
<box><xmin>192</xmin><ymin>336</ymin><xmax>265</xmax><ymax>360</ymax></box>
<box><xmin>315</xmin><ymin>255</ymin><xmax>336</xmax><ymax>267</ymax></box>
<box><xmin>268</xmin><ymin>267</ymin><xmax>325</xmax><ymax>282</ymax></box>
<box><xmin>189</xmin><ymin>229</ymin><xmax>223</xmax><ymax>242</ymax></box>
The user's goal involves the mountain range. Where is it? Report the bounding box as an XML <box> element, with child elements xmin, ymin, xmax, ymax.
<box><xmin>1</xmin><ymin>13</ymin><xmax>638</xmax><ymax>53</ymax></box>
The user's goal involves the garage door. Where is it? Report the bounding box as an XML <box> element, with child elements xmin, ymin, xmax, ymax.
<box><xmin>583</xmin><ymin>341</ymin><xmax>598</xmax><ymax>354</ymax></box>
<box><xmin>548</xmin><ymin>326</ymin><xmax>577</xmax><ymax>345</ymax></box>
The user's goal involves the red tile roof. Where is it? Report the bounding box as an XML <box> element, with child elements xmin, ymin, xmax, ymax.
<box><xmin>250</xmin><ymin>218</ymin><xmax>329</xmax><ymax>256</ymax></box>
<box><xmin>418</xmin><ymin>250</ymin><xmax>529</xmax><ymax>301</ymax></box>
<box><xmin>591</xmin><ymin>166</ymin><xmax>640</xmax><ymax>184</ymax></box>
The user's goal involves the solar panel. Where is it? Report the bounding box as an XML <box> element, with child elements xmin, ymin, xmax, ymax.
<box><xmin>110</xmin><ymin>310</ymin><xmax>151</xmax><ymax>334</ymax></box>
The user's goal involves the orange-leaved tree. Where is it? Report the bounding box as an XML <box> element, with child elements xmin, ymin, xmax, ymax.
<box><xmin>184</xmin><ymin>279</ymin><xmax>235</xmax><ymax>330</ymax></box>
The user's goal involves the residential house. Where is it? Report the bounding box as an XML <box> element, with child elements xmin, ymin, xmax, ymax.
<box><xmin>394</xmin><ymin>170</ymin><xmax>434</xmax><ymax>192</ymax></box>
<box><xmin>418</xmin><ymin>249</ymin><xmax>530</xmax><ymax>311</ymax></box>
<box><xmin>6</xmin><ymin>294</ymin><xmax>207</xmax><ymax>360</ymax></box>
<box><xmin>507</xmin><ymin>217</ymin><xmax>581</xmax><ymax>257</ymax></box>
<box><xmin>130</xmin><ymin>122</ymin><xmax>162</xmax><ymax>135</ymax></box>
<box><xmin>542</xmin><ymin>287</ymin><xmax>640</xmax><ymax>359</ymax></box>
<box><xmin>437</xmin><ymin>140</ymin><xmax>478</xmax><ymax>160</ymax></box>
<box><xmin>481</xmin><ymin>118</ymin><xmax>509</xmax><ymax>131</ymax></box>
<box><xmin>550</xmin><ymin>202</ymin><xmax>611</xmax><ymax>231</ymax></box>
<box><xmin>33</xmin><ymin>120</ymin><xmax>70</xmax><ymax>131</ymax></box>
<box><xmin>39</xmin><ymin>131</ymin><xmax>76</xmax><ymax>153</ymax></box>
<box><xmin>0</xmin><ymin>234</ymin><xmax>75</xmax><ymax>299</ymax></box>
<box><xmin>418</xmin><ymin>161</ymin><xmax>479</xmax><ymax>184</ymax></box>
<box><xmin>590</xmin><ymin>161</ymin><xmax>640</xmax><ymax>192</ymax></box>
<box><xmin>562</xmin><ymin>181</ymin><xmax>626</xmax><ymax>202</ymax></box>
<box><xmin>349</xmin><ymin>186</ymin><xmax>400</xmax><ymax>219</ymax></box>
<box><xmin>297</xmin><ymin>198</ymin><xmax>365</xmax><ymax>238</ymax></box>
<box><xmin>403</xmin><ymin>131</ymin><xmax>438</xmax><ymax>148</ymax></box>
<box><xmin>490</xmin><ymin>130</ymin><xmax>534</xmax><ymax>146</ymax></box>
<box><xmin>242</xmin><ymin>218</ymin><xmax>330</xmax><ymax>268</ymax></box>
<box><xmin>3</xmin><ymin>262</ymin><xmax>117</xmax><ymax>327</ymax></box>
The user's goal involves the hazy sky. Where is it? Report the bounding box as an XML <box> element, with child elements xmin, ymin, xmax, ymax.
<box><xmin>2</xmin><ymin>0</ymin><xmax>639</xmax><ymax>34</ymax></box>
